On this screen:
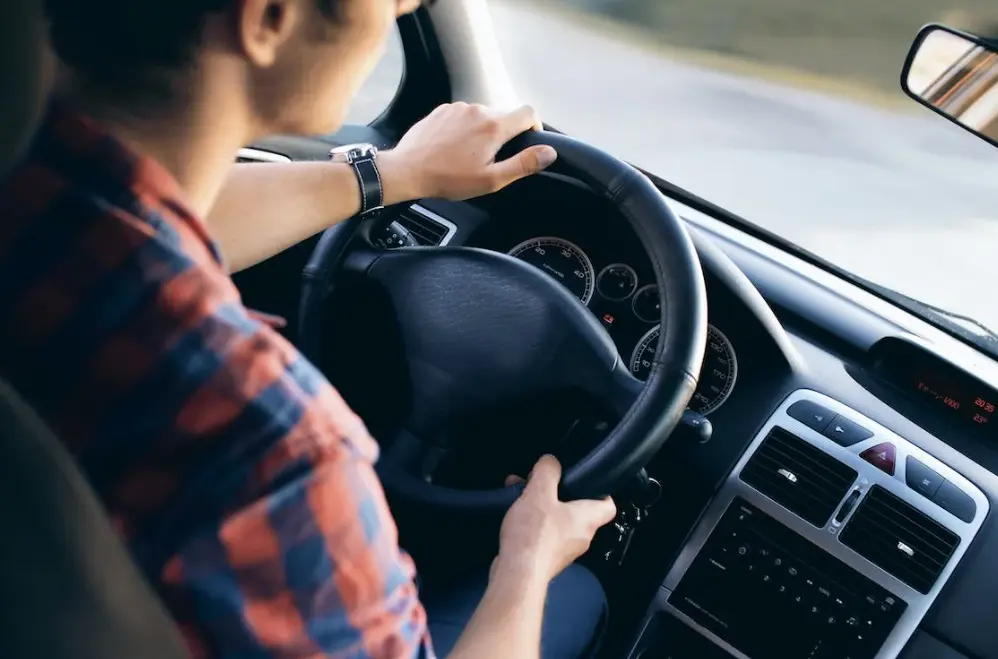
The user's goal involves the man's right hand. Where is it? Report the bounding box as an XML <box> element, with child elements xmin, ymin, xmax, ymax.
<box><xmin>493</xmin><ymin>455</ymin><xmax>617</xmax><ymax>584</ymax></box>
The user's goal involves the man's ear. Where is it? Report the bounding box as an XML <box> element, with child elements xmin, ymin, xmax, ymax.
<box><xmin>237</xmin><ymin>0</ymin><xmax>299</xmax><ymax>67</ymax></box>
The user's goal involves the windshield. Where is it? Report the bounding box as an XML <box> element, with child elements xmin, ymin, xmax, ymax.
<box><xmin>490</xmin><ymin>0</ymin><xmax>998</xmax><ymax>335</ymax></box>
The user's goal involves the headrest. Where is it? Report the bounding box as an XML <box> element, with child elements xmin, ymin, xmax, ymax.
<box><xmin>0</xmin><ymin>0</ymin><xmax>53</xmax><ymax>174</ymax></box>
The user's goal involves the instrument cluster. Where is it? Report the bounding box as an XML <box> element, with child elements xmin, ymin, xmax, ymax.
<box><xmin>507</xmin><ymin>235</ymin><xmax>738</xmax><ymax>415</ymax></box>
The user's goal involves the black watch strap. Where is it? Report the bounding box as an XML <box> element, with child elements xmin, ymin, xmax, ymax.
<box><xmin>352</xmin><ymin>156</ymin><xmax>384</xmax><ymax>217</ymax></box>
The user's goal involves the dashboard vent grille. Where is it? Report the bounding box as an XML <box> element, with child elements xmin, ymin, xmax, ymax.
<box><xmin>840</xmin><ymin>485</ymin><xmax>960</xmax><ymax>594</ymax></box>
<box><xmin>395</xmin><ymin>206</ymin><xmax>451</xmax><ymax>246</ymax></box>
<box><xmin>740</xmin><ymin>427</ymin><xmax>857</xmax><ymax>527</ymax></box>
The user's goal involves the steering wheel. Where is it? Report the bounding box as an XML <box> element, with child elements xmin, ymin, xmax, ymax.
<box><xmin>299</xmin><ymin>131</ymin><xmax>707</xmax><ymax>513</ymax></box>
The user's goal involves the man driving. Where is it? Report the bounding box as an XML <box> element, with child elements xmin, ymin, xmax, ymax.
<box><xmin>0</xmin><ymin>0</ymin><xmax>616</xmax><ymax>657</ymax></box>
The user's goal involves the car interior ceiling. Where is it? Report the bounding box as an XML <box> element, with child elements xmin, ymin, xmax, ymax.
<box><xmin>7</xmin><ymin>3</ymin><xmax>998</xmax><ymax>659</ymax></box>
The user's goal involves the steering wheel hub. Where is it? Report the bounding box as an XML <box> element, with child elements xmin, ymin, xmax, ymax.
<box><xmin>358</xmin><ymin>246</ymin><xmax>620</xmax><ymax>436</ymax></box>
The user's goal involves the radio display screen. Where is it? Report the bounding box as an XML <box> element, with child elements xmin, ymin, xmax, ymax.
<box><xmin>909</xmin><ymin>367</ymin><xmax>996</xmax><ymax>427</ymax></box>
<box><xmin>872</xmin><ymin>338</ymin><xmax>998</xmax><ymax>434</ymax></box>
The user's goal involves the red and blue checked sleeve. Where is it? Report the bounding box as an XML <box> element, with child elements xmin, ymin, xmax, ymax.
<box><xmin>0</xmin><ymin>178</ymin><xmax>434</xmax><ymax>657</ymax></box>
<box><xmin>143</xmin><ymin>281</ymin><xmax>436</xmax><ymax>657</ymax></box>
<box><xmin>160</xmin><ymin>373</ymin><xmax>434</xmax><ymax>659</ymax></box>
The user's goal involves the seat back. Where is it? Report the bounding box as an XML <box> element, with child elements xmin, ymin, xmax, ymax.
<box><xmin>0</xmin><ymin>381</ymin><xmax>191</xmax><ymax>659</ymax></box>
<box><xmin>0</xmin><ymin>2</ymin><xmax>191</xmax><ymax>658</ymax></box>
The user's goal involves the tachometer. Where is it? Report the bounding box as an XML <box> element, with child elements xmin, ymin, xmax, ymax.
<box><xmin>629</xmin><ymin>324</ymin><xmax>738</xmax><ymax>415</ymax></box>
<box><xmin>508</xmin><ymin>237</ymin><xmax>596</xmax><ymax>304</ymax></box>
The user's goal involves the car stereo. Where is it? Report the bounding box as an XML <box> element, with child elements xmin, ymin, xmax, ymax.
<box><xmin>630</xmin><ymin>390</ymin><xmax>988</xmax><ymax>659</ymax></box>
<box><xmin>671</xmin><ymin>497</ymin><xmax>905</xmax><ymax>658</ymax></box>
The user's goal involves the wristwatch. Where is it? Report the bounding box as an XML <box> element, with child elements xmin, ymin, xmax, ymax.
<box><xmin>329</xmin><ymin>143</ymin><xmax>384</xmax><ymax>218</ymax></box>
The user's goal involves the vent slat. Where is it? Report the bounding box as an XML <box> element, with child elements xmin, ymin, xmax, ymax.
<box><xmin>740</xmin><ymin>427</ymin><xmax>857</xmax><ymax>527</ymax></box>
<box><xmin>840</xmin><ymin>485</ymin><xmax>959</xmax><ymax>594</ymax></box>
<box><xmin>396</xmin><ymin>208</ymin><xmax>448</xmax><ymax>246</ymax></box>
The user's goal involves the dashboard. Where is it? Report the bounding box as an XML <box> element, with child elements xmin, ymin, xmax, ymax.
<box><xmin>233</xmin><ymin>140</ymin><xmax>998</xmax><ymax>659</ymax></box>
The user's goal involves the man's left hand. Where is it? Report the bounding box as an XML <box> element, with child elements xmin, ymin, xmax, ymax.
<box><xmin>378</xmin><ymin>103</ymin><xmax>558</xmax><ymax>204</ymax></box>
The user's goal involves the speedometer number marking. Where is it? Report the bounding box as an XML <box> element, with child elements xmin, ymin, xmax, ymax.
<box><xmin>629</xmin><ymin>324</ymin><xmax>739</xmax><ymax>415</ymax></box>
<box><xmin>508</xmin><ymin>237</ymin><xmax>596</xmax><ymax>305</ymax></box>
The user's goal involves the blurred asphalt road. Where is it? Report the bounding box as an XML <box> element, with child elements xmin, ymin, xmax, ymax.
<box><xmin>349</xmin><ymin>1</ymin><xmax>998</xmax><ymax>329</ymax></box>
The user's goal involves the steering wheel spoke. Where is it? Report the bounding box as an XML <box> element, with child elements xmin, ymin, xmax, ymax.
<box><xmin>339</xmin><ymin>240</ymin><xmax>383</xmax><ymax>275</ymax></box>
<box><xmin>378</xmin><ymin>427</ymin><xmax>449</xmax><ymax>483</ymax></box>
<box><xmin>598</xmin><ymin>358</ymin><xmax>646</xmax><ymax>418</ymax></box>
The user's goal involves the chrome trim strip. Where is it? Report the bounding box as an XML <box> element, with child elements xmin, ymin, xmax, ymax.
<box><xmin>235</xmin><ymin>147</ymin><xmax>293</xmax><ymax>163</ymax></box>
<box><xmin>656</xmin><ymin>389</ymin><xmax>989</xmax><ymax>659</ymax></box>
<box><xmin>658</xmin><ymin>588</ymin><xmax>753</xmax><ymax>659</ymax></box>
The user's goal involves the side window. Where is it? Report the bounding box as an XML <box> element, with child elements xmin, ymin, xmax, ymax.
<box><xmin>344</xmin><ymin>27</ymin><xmax>404</xmax><ymax>125</ymax></box>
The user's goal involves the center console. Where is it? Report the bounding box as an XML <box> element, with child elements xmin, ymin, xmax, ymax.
<box><xmin>629</xmin><ymin>390</ymin><xmax>989</xmax><ymax>659</ymax></box>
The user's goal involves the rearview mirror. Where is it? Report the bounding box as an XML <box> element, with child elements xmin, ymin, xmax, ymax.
<box><xmin>902</xmin><ymin>24</ymin><xmax>998</xmax><ymax>148</ymax></box>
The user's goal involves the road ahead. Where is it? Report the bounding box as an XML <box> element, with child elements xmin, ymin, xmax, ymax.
<box><xmin>356</xmin><ymin>1</ymin><xmax>998</xmax><ymax>329</ymax></box>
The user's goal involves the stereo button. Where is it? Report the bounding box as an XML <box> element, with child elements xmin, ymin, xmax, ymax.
<box><xmin>787</xmin><ymin>400</ymin><xmax>834</xmax><ymax>432</ymax></box>
<box><xmin>905</xmin><ymin>456</ymin><xmax>943</xmax><ymax>499</ymax></box>
<box><xmin>933</xmin><ymin>480</ymin><xmax>976</xmax><ymax>523</ymax></box>
<box><xmin>824</xmin><ymin>415</ymin><xmax>874</xmax><ymax>447</ymax></box>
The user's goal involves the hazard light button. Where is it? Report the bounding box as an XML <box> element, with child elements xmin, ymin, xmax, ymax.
<box><xmin>860</xmin><ymin>442</ymin><xmax>897</xmax><ymax>476</ymax></box>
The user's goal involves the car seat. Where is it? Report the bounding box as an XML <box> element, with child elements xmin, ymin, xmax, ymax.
<box><xmin>0</xmin><ymin>2</ymin><xmax>191</xmax><ymax>658</ymax></box>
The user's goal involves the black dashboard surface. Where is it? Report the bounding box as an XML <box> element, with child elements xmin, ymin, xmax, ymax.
<box><xmin>236</xmin><ymin>133</ymin><xmax>998</xmax><ymax>659</ymax></box>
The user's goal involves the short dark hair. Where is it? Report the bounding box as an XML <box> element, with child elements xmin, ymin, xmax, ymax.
<box><xmin>44</xmin><ymin>0</ymin><xmax>340</xmax><ymax>102</ymax></box>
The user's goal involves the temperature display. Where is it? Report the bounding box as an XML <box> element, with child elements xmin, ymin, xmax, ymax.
<box><xmin>873</xmin><ymin>337</ymin><xmax>998</xmax><ymax>438</ymax></box>
<box><xmin>915</xmin><ymin>375</ymin><xmax>996</xmax><ymax>426</ymax></box>
<box><xmin>910</xmin><ymin>374</ymin><xmax>996</xmax><ymax>427</ymax></box>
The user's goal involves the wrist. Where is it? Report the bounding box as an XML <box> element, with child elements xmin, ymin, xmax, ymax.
<box><xmin>491</xmin><ymin>550</ymin><xmax>553</xmax><ymax>590</ymax></box>
<box><xmin>376</xmin><ymin>149</ymin><xmax>427</xmax><ymax>206</ymax></box>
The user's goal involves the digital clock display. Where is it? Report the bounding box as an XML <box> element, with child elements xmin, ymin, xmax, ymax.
<box><xmin>913</xmin><ymin>378</ymin><xmax>996</xmax><ymax>426</ymax></box>
<box><xmin>873</xmin><ymin>338</ymin><xmax>998</xmax><ymax>435</ymax></box>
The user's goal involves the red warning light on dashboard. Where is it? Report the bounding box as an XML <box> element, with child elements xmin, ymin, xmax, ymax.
<box><xmin>602</xmin><ymin>314</ymin><xmax>615</xmax><ymax>325</ymax></box>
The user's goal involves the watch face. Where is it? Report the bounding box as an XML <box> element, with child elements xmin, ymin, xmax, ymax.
<box><xmin>329</xmin><ymin>143</ymin><xmax>377</xmax><ymax>163</ymax></box>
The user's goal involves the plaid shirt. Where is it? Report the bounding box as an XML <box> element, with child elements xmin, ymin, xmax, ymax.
<box><xmin>0</xmin><ymin>104</ymin><xmax>433</xmax><ymax>658</ymax></box>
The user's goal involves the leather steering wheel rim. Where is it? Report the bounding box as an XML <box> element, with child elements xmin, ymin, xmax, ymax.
<box><xmin>300</xmin><ymin>131</ymin><xmax>707</xmax><ymax>512</ymax></box>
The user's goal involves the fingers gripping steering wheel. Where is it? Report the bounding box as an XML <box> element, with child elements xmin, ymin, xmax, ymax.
<box><xmin>298</xmin><ymin>132</ymin><xmax>707</xmax><ymax>513</ymax></box>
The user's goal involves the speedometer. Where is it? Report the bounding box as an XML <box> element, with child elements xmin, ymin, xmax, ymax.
<box><xmin>629</xmin><ymin>324</ymin><xmax>738</xmax><ymax>415</ymax></box>
<box><xmin>508</xmin><ymin>237</ymin><xmax>596</xmax><ymax>304</ymax></box>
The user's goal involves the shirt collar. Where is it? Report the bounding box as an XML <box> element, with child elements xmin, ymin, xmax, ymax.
<box><xmin>36</xmin><ymin>100</ymin><xmax>223</xmax><ymax>265</ymax></box>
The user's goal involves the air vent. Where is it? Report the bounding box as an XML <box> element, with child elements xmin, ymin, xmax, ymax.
<box><xmin>394</xmin><ymin>206</ymin><xmax>453</xmax><ymax>246</ymax></box>
<box><xmin>840</xmin><ymin>485</ymin><xmax>960</xmax><ymax>594</ymax></box>
<box><xmin>740</xmin><ymin>427</ymin><xmax>858</xmax><ymax>527</ymax></box>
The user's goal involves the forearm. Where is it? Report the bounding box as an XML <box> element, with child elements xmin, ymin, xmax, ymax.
<box><xmin>208</xmin><ymin>154</ymin><xmax>420</xmax><ymax>273</ymax></box>
<box><xmin>447</xmin><ymin>561</ymin><xmax>548</xmax><ymax>659</ymax></box>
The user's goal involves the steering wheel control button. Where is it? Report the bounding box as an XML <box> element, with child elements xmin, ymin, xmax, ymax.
<box><xmin>859</xmin><ymin>442</ymin><xmax>897</xmax><ymax>475</ymax></box>
<box><xmin>905</xmin><ymin>456</ymin><xmax>944</xmax><ymax>499</ymax></box>
<box><xmin>375</xmin><ymin>220</ymin><xmax>419</xmax><ymax>249</ymax></box>
<box><xmin>822</xmin><ymin>415</ymin><xmax>874</xmax><ymax>447</ymax></box>
<box><xmin>787</xmin><ymin>400</ymin><xmax>834</xmax><ymax>433</ymax></box>
<box><xmin>932</xmin><ymin>480</ymin><xmax>977</xmax><ymax>523</ymax></box>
